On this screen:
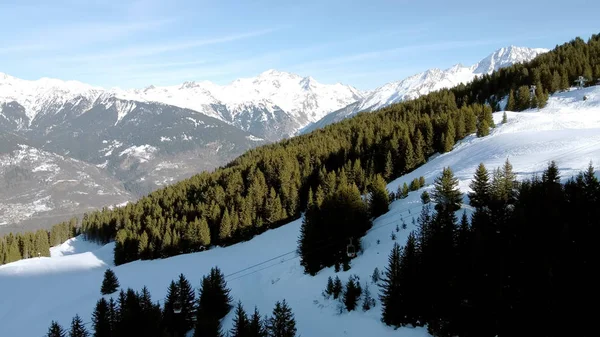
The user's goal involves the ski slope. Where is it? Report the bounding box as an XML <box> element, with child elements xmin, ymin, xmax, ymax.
<box><xmin>1</xmin><ymin>86</ymin><xmax>600</xmax><ymax>337</ymax></box>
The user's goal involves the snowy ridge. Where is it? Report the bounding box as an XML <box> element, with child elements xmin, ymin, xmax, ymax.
<box><xmin>302</xmin><ymin>46</ymin><xmax>549</xmax><ymax>134</ymax></box>
<box><xmin>118</xmin><ymin>69</ymin><xmax>365</xmax><ymax>133</ymax></box>
<box><xmin>0</xmin><ymin>72</ymin><xmax>103</xmax><ymax>123</ymax></box>
<box><xmin>1</xmin><ymin>85</ymin><xmax>599</xmax><ymax>337</ymax></box>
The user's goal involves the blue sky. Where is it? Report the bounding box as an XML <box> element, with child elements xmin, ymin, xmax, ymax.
<box><xmin>0</xmin><ymin>0</ymin><xmax>598</xmax><ymax>90</ymax></box>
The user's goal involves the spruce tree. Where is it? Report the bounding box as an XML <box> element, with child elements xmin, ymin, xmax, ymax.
<box><xmin>502</xmin><ymin>111</ymin><xmax>507</xmax><ymax>124</ymax></box>
<box><xmin>197</xmin><ymin>266</ymin><xmax>232</xmax><ymax>321</ymax></box>
<box><xmin>468</xmin><ymin>163</ymin><xmax>491</xmax><ymax>208</ymax></box>
<box><xmin>92</xmin><ymin>298</ymin><xmax>111</xmax><ymax>337</ymax></box>
<box><xmin>266</xmin><ymin>299</ymin><xmax>297</xmax><ymax>337</ymax></box>
<box><xmin>384</xmin><ymin>151</ymin><xmax>393</xmax><ymax>180</ymax></box>
<box><xmin>162</xmin><ymin>280</ymin><xmax>180</xmax><ymax>336</ymax></box>
<box><xmin>362</xmin><ymin>283</ymin><xmax>375</xmax><ymax>311</ymax></box>
<box><xmin>230</xmin><ymin>301</ymin><xmax>249</xmax><ymax>337</ymax></box>
<box><xmin>431</xmin><ymin>167</ymin><xmax>463</xmax><ymax>214</ymax></box>
<box><xmin>516</xmin><ymin>85</ymin><xmax>531</xmax><ymax>111</ymax></box>
<box><xmin>324</xmin><ymin>276</ymin><xmax>335</xmax><ymax>298</ymax></box>
<box><xmin>101</xmin><ymin>268</ymin><xmax>119</xmax><ymax>295</ymax></box>
<box><xmin>505</xmin><ymin>89</ymin><xmax>516</xmax><ymax>111</ymax></box>
<box><xmin>219</xmin><ymin>208</ymin><xmax>232</xmax><ymax>241</ymax></box>
<box><xmin>371</xmin><ymin>267</ymin><xmax>380</xmax><ymax>284</ymax></box>
<box><xmin>476</xmin><ymin>117</ymin><xmax>490</xmax><ymax>137</ymax></box>
<box><xmin>69</xmin><ymin>315</ymin><xmax>89</xmax><ymax>337</ymax></box>
<box><xmin>332</xmin><ymin>276</ymin><xmax>343</xmax><ymax>300</ymax></box>
<box><xmin>248</xmin><ymin>306</ymin><xmax>268</xmax><ymax>337</ymax></box>
<box><xmin>536</xmin><ymin>83</ymin><xmax>549</xmax><ymax>108</ymax></box>
<box><xmin>380</xmin><ymin>242</ymin><xmax>402</xmax><ymax>326</ymax></box>
<box><xmin>177</xmin><ymin>273</ymin><xmax>196</xmax><ymax>333</ymax></box>
<box><xmin>47</xmin><ymin>321</ymin><xmax>66</xmax><ymax>337</ymax></box>
<box><xmin>343</xmin><ymin>275</ymin><xmax>362</xmax><ymax>311</ymax></box>
<box><xmin>369</xmin><ymin>175</ymin><xmax>390</xmax><ymax>218</ymax></box>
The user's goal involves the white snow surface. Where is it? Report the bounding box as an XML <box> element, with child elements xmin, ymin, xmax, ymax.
<box><xmin>1</xmin><ymin>86</ymin><xmax>599</xmax><ymax>337</ymax></box>
<box><xmin>301</xmin><ymin>46</ymin><xmax>548</xmax><ymax>134</ymax></box>
<box><xmin>119</xmin><ymin>69</ymin><xmax>365</xmax><ymax>125</ymax></box>
<box><xmin>118</xmin><ymin>144</ymin><xmax>158</xmax><ymax>163</ymax></box>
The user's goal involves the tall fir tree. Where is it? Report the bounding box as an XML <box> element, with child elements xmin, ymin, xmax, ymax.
<box><xmin>343</xmin><ymin>275</ymin><xmax>362</xmax><ymax>311</ymax></box>
<box><xmin>380</xmin><ymin>242</ymin><xmax>402</xmax><ymax>327</ymax></box>
<box><xmin>468</xmin><ymin>163</ymin><xmax>491</xmax><ymax>208</ymax></box>
<box><xmin>92</xmin><ymin>298</ymin><xmax>111</xmax><ymax>337</ymax></box>
<box><xmin>505</xmin><ymin>89</ymin><xmax>516</xmax><ymax>111</ymax></box>
<box><xmin>431</xmin><ymin>167</ymin><xmax>463</xmax><ymax>214</ymax></box>
<box><xmin>47</xmin><ymin>321</ymin><xmax>66</xmax><ymax>337</ymax></box>
<box><xmin>230</xmin><ymin>301</ymin><xmax>250</xmax><ymax>337</ymax></box>
<box><xmin>248</xmin><ymin>306</ymin><xmax>268</xmax><ymax>337</ymax></box>
<box><xmin>101</xmin><ymin>268</ymin><xmax>119</xmax><ymax>295</ymax></box>
<box><xmin>266</xmin><ymin>300</ymin><xmax>297</xmax><ymax>337</ymax></box>
<box><xmin>369</xmin><ymin>175</ymin><xmax>390</xmax><ymax>218</ymax></box>
<box><xmin>69</xmin><ymin>314</ymin><xmax>89</xmax><ymax>337</ymax></box>
<box><xmin>177</xmin><ymin>273</ymin><xmax>196</xmax><ymax>333</ymax></box>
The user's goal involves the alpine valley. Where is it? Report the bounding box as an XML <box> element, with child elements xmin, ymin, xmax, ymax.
<box><xmin>0</xmin><ymin>45</ymin><xmax>546</xmax><ymax>232</ymax></box>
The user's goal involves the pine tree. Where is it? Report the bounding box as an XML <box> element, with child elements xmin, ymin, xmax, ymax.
<box><xmin>163</xmin><ymin>280</ymin><xmax>180</xmax><ymax>336</ymax></box>
<box><xmin>196</xmin><ymin>266</ymin><xmax>232</xmax><ymax>322</ymax></box>
<box><xmin>332</xmin><ymin>276</ymin><xmax>343</xmax><ymax>299</ymax></box>
<box><xmin>502</xmin><ymin>111</ymin><xmax>507</xmax><ymax>124</ymax></box>
<box><xmin>371</xmin><ymin>267</ymin><xmax>380</xmax><ymax>284</ymax></box>
<box><xmin>516</xmin><ymin>85</ymin><xmax>531</xmax><ymax>111</ymax></box>
<box><xmin>219</xmin><ymin>208</ymin><xmax>232</xmax><ymax>241</ymax></box>
<box><xmin>380</xmin><ymin>242</ymin><xmax>401</xmax><ymax>326</ymax></box>
<box><xmin>505</xmin><ymin>89</ymin><xmax>516</xmax><ymax>111</ymax></box>
<box><xmin>476</xmin><ymin>117</ymin><xmax>490</xmax><ymax>137</ymax></box>
<box><xmin>420</xmin><ymin>191</ymin><xmax>431</xmax><ymax>204</ymax></box>
<box><xmin>101</xmin><ymin>268</ymin><xmax>119</xmax><ymax>295</ymax></box>
<box><xmin>47</xmin><ymin>321</ymin><xmax>66</xmax><ymax>337</ymax></box>
<box><xmin>362</xmin><ymin>283</ymin><xmax>375</xmax><ymax>311</ymax></box>
<box><xmin>69</xmin><ymin>315</ymin><xmax>89</xmax><ymax>337</ymax></box>
<box><xmin>343</xmin><ymin>275</ymin><xmax>362</xmax><ymax>311</ymax></box>
<box><xmin>230</xmin><ymin>301</ymin><xmax>249</xmax><ymax>337</ymax></box>
<box><xmin>178</xmin><ymin>273</ymin><xmax>196</xmax><ymax>333</ymax></box>
<box><xmin>431</xmin><ymin>167</ymin><xmax>463</xmax><ymax>214</ymax></box>
<box><xmin>248</xmin><ymin>306</ymin><xmax>268</xmax><ymax>337</ymax></box>
<box><xmin>369</xmin><ymin>175</ymin><xmax>390</xmax><ymax>217</ymax></box>
<box><xmin>384</xmin><ymin>151</ymin><xmax>393</xmax><ymax>180</ymax></box>
<box><xmin>468</xmin><ymin>163</ymin><xmax>491</xmax><ymax>208</ymax></box>
<box><xmin>266</xmin><ymin>299</ymin><xmax>297</xmax><ymax>337</ymax></box>
<box><xmin>324</xmin><ymin>276</ymin><xmax>335</xmax><ymax>298</ymax></box>
<box><xmin>536</xmin><ymin>83</ymin><xmax>549</xmax><ymax>108</ymax></box>
<box><xmin>92</xmin><ymin>298</ymin><xmax>111</xmax><ymax>337</ymax></box>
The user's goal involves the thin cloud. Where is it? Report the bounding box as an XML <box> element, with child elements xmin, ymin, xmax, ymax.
<box><xmin>61</xmin><ymin>28</ymin><xmax>279</xmax><ymax>62</ymax></box>
<box><xmin>0</xmin><ymin>44</ymin><xmax>48</xmax><ymax>55</ymax></box>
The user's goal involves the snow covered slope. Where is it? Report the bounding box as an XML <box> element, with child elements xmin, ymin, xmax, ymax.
<box><xmin>1</xmin><ymin>85</ymin><xmax>598</xmax><ymax>337</ymax></box>
<box><xmin>301</xmin><ymin>46</ymin><xmax>548</xmax><ymax>134</ymax></box>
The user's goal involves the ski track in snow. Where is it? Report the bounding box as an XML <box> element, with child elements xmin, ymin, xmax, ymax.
<box><xmin>1</xmin><ymin>86</ymin><xmax>600</xmax><ymax>337</ymax></box>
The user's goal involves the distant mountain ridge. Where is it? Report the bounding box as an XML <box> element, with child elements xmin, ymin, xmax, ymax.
<box><xmin>0</xmin><ymin>45</ymin><xmax>547</xmax><ymax>230</ymax></box>
<box><xmin>301</xmin><ymin>46</ymin><xmax>548</xmax><ymax>134</ymax></box>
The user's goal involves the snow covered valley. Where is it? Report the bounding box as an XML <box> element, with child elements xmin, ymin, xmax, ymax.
<box><xmin>1</xmin><ymin>85</ymin><xmax>600</xmax><ymax>337</ymax></box>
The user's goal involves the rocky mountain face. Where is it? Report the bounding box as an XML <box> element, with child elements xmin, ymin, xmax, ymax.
<box><xmin>301</xmin><ymin>46</ymin><xmax>548</xmax><ymax>134</ymax></box>
<box><xmin>0</xmin><ymin>75</ymin><xmax>265</xmax><ymax>230</ymax></box>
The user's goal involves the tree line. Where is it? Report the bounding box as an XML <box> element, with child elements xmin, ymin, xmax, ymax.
<box><xmin>46</xmin><ymin>267</ymin><xmax>297</xmax><ymax>337</ymax></box>
<box><xmin>0</xmin><ymin>218</ymin><xmax>78</xmax><ymax>265</ymax></box>
<box><xmin>379</xmin><ymin>161</ymin><xmax>598</xmax><ymax>337</ymax></box>
<box><xmin>4</xmin><ymin>33</ymin><xmax>599</xmax><ymax>268</ymax></box>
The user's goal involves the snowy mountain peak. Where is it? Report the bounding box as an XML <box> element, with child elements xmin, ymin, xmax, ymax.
<box><xmin>473</xmin><ymin>45</ymin><xmax>549</xmax><ymax>74</ymax></box>
<box><xmin>302</xmin><ymin>46</ymin><xmax>549</xmax><ymax>135</ymax></box>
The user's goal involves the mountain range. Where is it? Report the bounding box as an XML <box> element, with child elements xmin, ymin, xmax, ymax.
<box><xmin>0</xmin><ymin>45</ymin><xmax>547</xmax><ymax>231</ymax></box>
